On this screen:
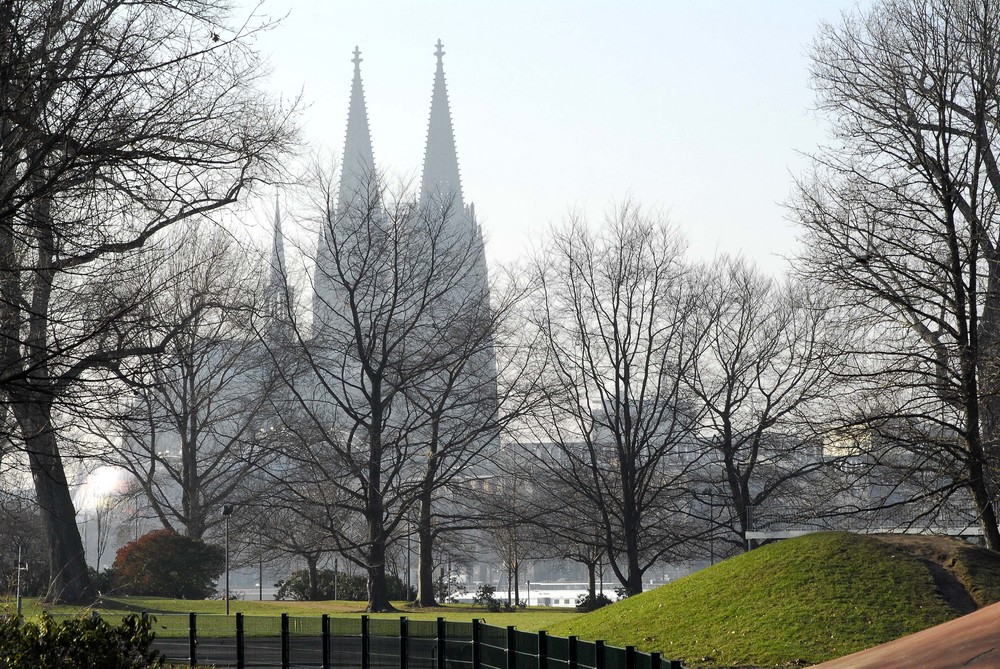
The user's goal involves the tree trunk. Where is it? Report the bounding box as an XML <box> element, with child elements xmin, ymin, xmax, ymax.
<box><xmin>306</xmin><ymin>555</ymin><xmax>319</xmax><ymax>601</ymax></box>
<box><xmin>13</xmin><ymin>400</ymin><xmax>91</xmax><ymax>603</ymax></box>
<box><xmin>365</xmin><ymin>544</ymin><xmax>394</xmax><ymax>612</ymax></box>
<box><xmin>415</xmin><ymin>489</ymin><xmax>436</xmax><ymax>606</ymax></box>
<box><xmin>587</xmin><ymin>560</ymin><xmax>596</xmax><ymax>600</ymax></box>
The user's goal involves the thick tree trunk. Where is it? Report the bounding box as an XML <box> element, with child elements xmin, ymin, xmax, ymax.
<box><xmin>587</xmin><ymin>561</ymin><xmax>596</xmax><ymax>600</ymax></box>
<box><xmin>365</xmin><ymin>542</ymin><xmax>394</xmax><ymax>612</ymax></box>
<box><xmin>13</xmin><ymin>401</ymin><xmax>91</xmax><ymax>603</ymax></box>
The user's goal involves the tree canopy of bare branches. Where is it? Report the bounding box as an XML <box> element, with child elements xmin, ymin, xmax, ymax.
<box><xmin>791</xmin><ymin>0</ymin><xmax>1000</xmax><ymax>547</ymax></box>
<box><xmin>0</xmin><ymin>0</ymin><xmax>295</xmax><ymax>601</ymax></box>
<box><xmin>524</xmin><ymin>203</ymin><xmax>701</xmax><ymax>595</ymax></box>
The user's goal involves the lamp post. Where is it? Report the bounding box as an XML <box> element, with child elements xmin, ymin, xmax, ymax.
<box><xmin>222</xmin><ymin>504</ymin><xmax>234</xmax><ymax>615</ymax></box>
<box><xmin>15</xmin><ymin>544</ymin><xmax>25</xmax><ymax>617</ymax></box>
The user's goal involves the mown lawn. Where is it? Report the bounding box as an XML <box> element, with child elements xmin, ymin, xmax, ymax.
<box><xmin>4</xmin><ymin>595</ymin><xmax>579</xmax><ymax>635</ymax></box>
<box><xmin>549</xmin><ymin>532</ymin><xmax>989</xmax><ymax>668</ymax></box>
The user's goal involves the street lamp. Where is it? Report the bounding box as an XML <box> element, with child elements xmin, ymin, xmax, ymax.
<box><xmin>15</xmin><ymin>545</ymin><xmax>26</xmax><ymax>617</ymax></box>
<box><xmin>222</xmin><ymin>504</ymin><xmax>234</xmax><ymax>615</ymax></box>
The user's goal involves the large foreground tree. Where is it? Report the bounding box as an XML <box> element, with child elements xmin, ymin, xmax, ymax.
<box><xmin>0</xmin><ymin>0</ymin><xmax>294</xmax><ymax>601</ymax></box>
<box><xmin>791</xmin><ymin>0</ymin><xmax>1000</xmax><ymax>547</ymax></box>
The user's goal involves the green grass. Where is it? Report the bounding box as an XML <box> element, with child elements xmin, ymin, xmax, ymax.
<box><xmin>0</xmin><ymin>595</ymin><xmax>578</xmax><ymax>636</ymax></box>
<box><xmin>548</xmin><ymin>532</ymin><xmax>973</xmax><ymax>668</ymax></box>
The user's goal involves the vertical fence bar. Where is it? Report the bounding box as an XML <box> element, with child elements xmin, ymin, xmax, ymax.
<box><xmin>568</xmin><ymin>636</ymin><xmax>578</xmax><ymax>669</ymax></box>
<box><xmin>594</xmin><ymin>640</ymin><xmax>605</xmax><ymax>669</ymax></box>
<box><xmin>472</xmin><ymin>619</ymin><xmax>482</xmax><ymax>669</ymax></box>
<box><xmin>625</xmin><ymin>646</ymin><xmax>636</xmax><ymax>669</ymax></box>
<box><xmin>400</xmin><ymin>616</ymin><xmax>409</xmax><ymax>669</ymax></box>
<box><xmin>322</xmin><ymin>614</ymin><xmax>332</xmax><ymax>669</ymax></box>
<box><xmin>188</xmin><ymin>612</ymin><xmax>197</xmax><ymax>668</ymax></box>
<box><xmin>236</xmin><ymin>612</ymin><xmax>245</xmax><ymax>669</ymax></box>
<box><xmin>506</xmin><ymin>626</ymin><xmax>517</xmax><ymax>669</ymax></box>
<box><xmin>648</xmin><ymin>651</ymin><xmax>660</xmax><ymax>669</ymax></box>
<box><xmin>669</xmin><ymin>661</ymin><xmax>683</xmax><ymax>669</ymax></box>
<box><xmin>437</xmin><ymin>616</ymin><xmax>447</xmax><ymax>669</ymax></box>
<box><xmin>362</xmin><ymin>615</ymin><xmax>371</xmax><ymax>669</ymax></box>
<box><xmin>538</xmin><ymin>631</ymin><xmax>548</xmax><ymax>669</ymax></box>
<box><xmin>281</xmin><ymin>613</ymin><xmax>290</xmax><ymax>669</ymax></box>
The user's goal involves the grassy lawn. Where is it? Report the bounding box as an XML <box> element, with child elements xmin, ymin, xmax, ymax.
<box><xmin>549</xmin><ymin>532</ymin><xmax>989</xmax><ymax>668</ymax></box>
<box><xmin>3</xmin><ymin>595</ymin><xmax>579</xmax><ymax>635</ymax></box>
<box><xmin>8</xmin><ymin>532</ymin><xmax>998</xmax><ymax>668</ymax></box>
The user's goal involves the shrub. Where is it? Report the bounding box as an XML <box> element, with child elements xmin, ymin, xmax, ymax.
<box><xmin>471</xmin><ymin>584</ymin><xmax>522</xmax><ymax>612</ymax></box>
<box><xmin>112</xmin><ymin>529</ymin><xmax>224</xmax><ymax>599</ymax></box>
<box><xmin>275</xmin><ymin>569</ymin><xmax>415</xmax><ymax>601</ymax></box>
<box><xmin>0</xmin><ymin>612</ymin><xmax>162</xmax><ymax>668</ymax></box>
<box><xmin>575</xmin><ymin>592</ymin><xmax>613</xmax><ymax>612</ymax></box>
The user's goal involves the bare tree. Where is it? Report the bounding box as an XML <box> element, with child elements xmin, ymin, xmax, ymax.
<box><xmin>0</xmin><ymin>0</ymin><xmax>294</xmax><ymax>601</ymax></box>
<box><xmin>682</xmin><ymin>256</ymin><xmax>838</xmax><ymax>550</ymax></box>
<box><xmin>791</xmin><ymin>0</ymin><xmax>1000</xmax><ymax>547</ymax></box>
<box><xmin>524</xmin><ymin>203</ymin><xmax>701</xmax><ymax>595</ymax></box>
<box><xmin>266</xmin><ymin>169</ymin><xmax>505</xmax><ymax>611</ymax></box>
<box><xmin>104</xmin><ymin>225</ymin><xmax>280</xmax><ymax>541</ymax></box>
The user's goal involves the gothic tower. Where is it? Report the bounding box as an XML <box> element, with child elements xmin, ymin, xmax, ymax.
<box><xmin>313</xmin><ymin>46</ymin><xmax>378</xmax><ymax>336</ymax></box>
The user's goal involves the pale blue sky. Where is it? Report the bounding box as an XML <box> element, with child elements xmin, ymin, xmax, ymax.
<box><xmin>245</xmin><ymin>1</ymin><xmax>864</xmax><ymax>276</ymax></box>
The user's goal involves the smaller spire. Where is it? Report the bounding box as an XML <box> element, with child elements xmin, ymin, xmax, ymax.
<box><xmin>352</xmin><ymin>45</ymin><xmax>362</xmax><ymax>71</ymax></box>
<box><xmin>271</xmin><ymin>194</ymin><xmax>284</xmax><ymax>278</ymax></box>
<box><xmin>434</xmin><ymin>39</ymin><xmax>445</xmax><ymax>65</ymax></box>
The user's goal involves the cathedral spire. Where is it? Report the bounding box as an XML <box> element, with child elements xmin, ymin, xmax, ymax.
<box><xmin>267</xmin><ymin>193</ymin><xmax>293</xmax><ymax>342</ymax></box>
<box><xmin>420</xmin><ymin>39</ymin><xmax>464</xmax><ymax>212</ymax></box>
<box><xmin>340</xmin><ymin>45</ymin><xmax>377</xmax><ymax>209</ymax></box>
<box><xmin>270</xmin><ymin>194</ymin><xmax>286</xmax><ymax>292</ymax></box>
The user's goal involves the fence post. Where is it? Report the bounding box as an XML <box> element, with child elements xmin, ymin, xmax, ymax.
<box><xmin>538</xmin><ymin>631</ymin><xmax>548</xmax><ymax>669</ymax></box>
<box><xmin>648</xmin><ymin>651</ymin><xmax>660</xmax><ymax>669</ymax></box>
<box><xmin>506</xmin><ymin>625</ymin><xmax>517</xmax><ymax>669</ymax></box>
<box><xmin>568</xmin><ymin>636</ymin><xmax>578</xmax><ymax>669</ymax></box>
<box><xmin>322</xmin><ymin>614</ymin><xmax>331</xmax><ymax>669</ymax></box>
<box><xmin>625</xmin><ymin>646</ymin><xmax>636</xmax><ymax>669</ymax></box>
<box><xmin>281</xmin><ymin>613</ymin><xmax>290</xmax><ymax>669</ymax></box>
<box><xmin>669</xmin><ymin>661</ymin><xmax>683</xmax><ymax>669</ymax></box>
<box><xmin>436</xmin><ymin>616</ymin><xmax>446</xmax><ymax>669</ymax></box>
<box><xmin>362</xmin><ymin>615</ymin><xmax>370</xmax><ymax>669</ymax></box>
<box><xmin>188</xmin><ymin>612</ymin><xmax>197</xmax><ymax>668</ymax></box>
<box><xmin>594</xmin><ymin>640</ymin><xmax>605</xmax><ymax>669</ymax></box>
<box><xmin>236</xmin><ymin>612</ymin><xmax>245</xmax><ymax>669</ymax></box>
<box><xmin>400</xmin><ymin>616</ymin><xmax>409</xmax><ymax>669</ymax></box>
<box><xmin>472</xmin><ymin>619</ymin><xmax>482</xmax><ymax>669</ymax></box>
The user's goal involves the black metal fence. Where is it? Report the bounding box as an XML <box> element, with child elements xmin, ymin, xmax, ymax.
<box><xmin>116</xmin><ymin>612</ymin><xmax>685</xmax><ymax>669</ymax></box>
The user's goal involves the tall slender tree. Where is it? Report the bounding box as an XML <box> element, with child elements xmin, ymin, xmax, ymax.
<box><xmin>526</xmin><ymin>203</ymin><xmax>701</xmax><ymax>595</ymax></box>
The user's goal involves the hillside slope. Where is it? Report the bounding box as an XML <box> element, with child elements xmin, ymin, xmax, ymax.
<box><xmin>547</xmin><ymin>532</ymin><xmax>1000</xmax><ymax>668</ymax></box>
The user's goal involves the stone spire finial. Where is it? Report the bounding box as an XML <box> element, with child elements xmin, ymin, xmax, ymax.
<box><xmin>352</xmin><ymin>46</ymin><xmax>362</xmax><ymax>70</ymax></box>
<box><xmin>434</xmin><ymin>39</ymin><xmax>445</xmax><ymax>64</ymax></box>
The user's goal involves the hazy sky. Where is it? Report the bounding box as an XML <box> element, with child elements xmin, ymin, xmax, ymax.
<box><xmin>244</xmin><ymin>1</ymin><xmax>864</xmax><ymax>276</ymax></box>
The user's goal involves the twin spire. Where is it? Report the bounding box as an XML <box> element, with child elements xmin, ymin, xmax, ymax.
<box><xmin>342</xmin><ymin>40</ymin><xmax>467</xmax><ymax>214</ymax></box>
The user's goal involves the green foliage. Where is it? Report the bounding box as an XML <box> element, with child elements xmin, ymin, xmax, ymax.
<box><xmin>274</xmin><ymin>569</ymin><xmax>414</xmax><ymax>601</ymax></box>
<box><xmin>88</xmin><ymin>567</ymin><xmax>116</xmax><ymax>595</ymax></box>
<box><xmin>471</xmin><ymin>584</ymin><xmax>522</xmax><ymax>612</ymax></box>
<box><xmin>0</xmin><ymin>612</ymin><xmax>162</xmax><ymax>668</ymax></box>
<box><xmin>113</xmin><ymin>530</ymin><xmax>223</xmax><ymax>599</ymax></box>
<box><xmin>549</xmin><ymin>532</ymin><xmax>985</xmax><ymax>668</ymax></box>
<box><xmin>575</xmin><ymin>593</ymin><xmax>612</xmax><ymax>612</ymax></box>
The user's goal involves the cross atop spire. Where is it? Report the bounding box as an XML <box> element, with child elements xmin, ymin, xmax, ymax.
<box><xmin>434</xmin><ymin>39</ymin><xmax>445</xmax><ymax>64</ymax></box>
<box><xmin>352</xmin><ymin>46</ymin><xmax>362</xmax><ymax>71</ymax></box>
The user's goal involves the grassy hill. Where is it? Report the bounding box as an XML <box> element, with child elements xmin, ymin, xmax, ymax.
<box><xmin>547</xmin><ymin>532</ymin><xmax>1000</xmax><ymax>668</ymax></box>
